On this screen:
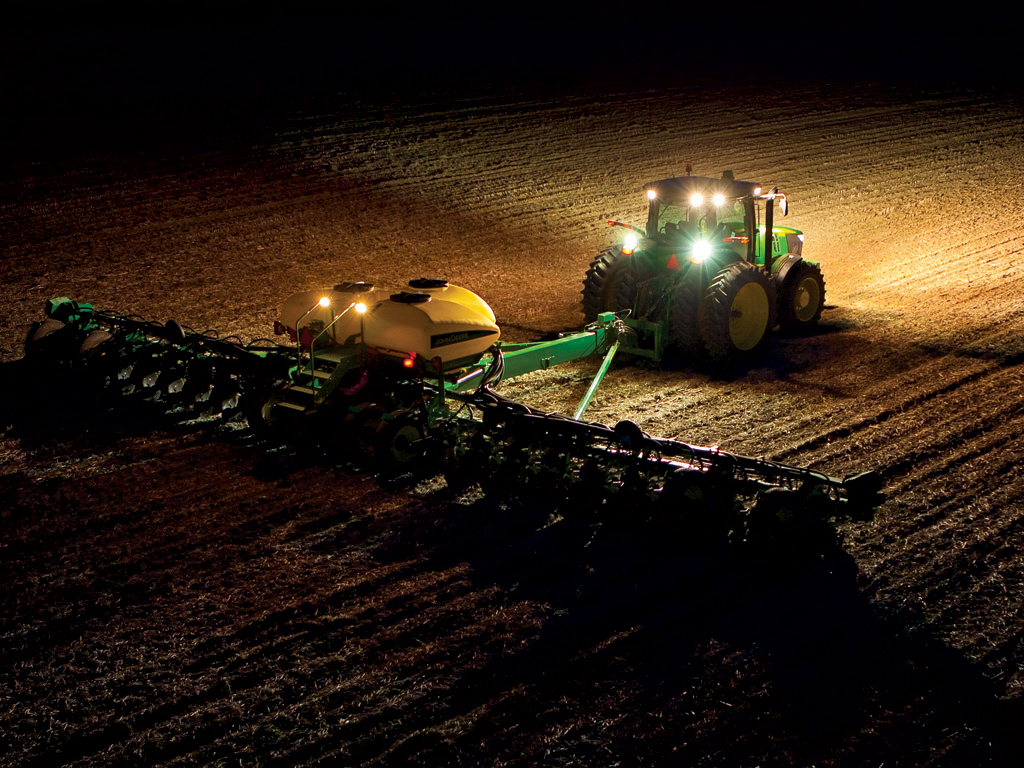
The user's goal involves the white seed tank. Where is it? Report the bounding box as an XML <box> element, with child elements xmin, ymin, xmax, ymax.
<box><xmin>362</xmin><ymin>279</ymin><xmax>499</xmax><ymax>367</ymax></box>
<box><xmin>279</xmin><ymin>279</ymin><xmax>499</xmax><ymax>367</ymax></box>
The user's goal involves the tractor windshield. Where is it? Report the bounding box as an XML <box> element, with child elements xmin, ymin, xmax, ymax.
<box><xmin>648</xmin><ymin>197</ymin><xmax>744</xmax><ymax>241</ymax></box>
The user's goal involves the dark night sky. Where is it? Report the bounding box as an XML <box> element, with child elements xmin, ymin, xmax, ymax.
<box><xmin>0</xmin><ymin>11</ymin><xmax>1015</xmax><ymax>164</ymax></box>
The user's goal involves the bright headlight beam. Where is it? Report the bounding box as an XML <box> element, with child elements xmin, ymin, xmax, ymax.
<box><xmin>647</xmin><ymin>189</ymin><xmax>657</xmax><ymax>201</ymax></box>
<box><xmin>622</xmin><ymin>232</ymin><xmax>639</xmax><ymax>255</ymax></box>
<box><xmin>690</xmin><ymin>240</ymin><xmax>712</xmax><ymax>264</ymax></box>
<box><xmin>712</xmin><ymin>193</ymin><xmax>726</xmax><ymax>207</ymax></box>
<box><xmin>690</xmin><ymin>193</ymin><xmax>704</xmax><ymax>207</ymax></box>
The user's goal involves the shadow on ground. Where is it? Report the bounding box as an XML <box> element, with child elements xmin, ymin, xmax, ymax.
<box><xmin>362</xmin><ymin>487</ymin><xmax>1024</xmax><ymax>766</ymax></box>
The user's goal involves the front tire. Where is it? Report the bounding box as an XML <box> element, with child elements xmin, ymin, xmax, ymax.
<box><xmin>777</xmin><ymin>261</ymin><xmax>825</xmax><ymax>331</ymax></box>
<box><xmin>699</xmin><ymin>262</ymin><xmax>776</xmax><ymax>362</ymax></box>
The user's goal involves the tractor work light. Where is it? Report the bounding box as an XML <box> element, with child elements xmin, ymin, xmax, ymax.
<box><xmin>646</xmin><ymin>189</ymin><xmax>657</xmax><ymax>201</ymax></box>
<box><xmin>319</xmin><ymin>296</ymin><xmax>331</xmax><ymax>308</ymax></box>
<box><xmin>622</xmin><ymin>232</ymin><xmax>639</xmax><ymax>255</ymax></box>
<box><xmin>712</xmin><ymin>193</ymin><xmax>726</xmax><ymax>207</ymax></box>
<box><xmin>690</xmin><ymin>240</ymin><xmax>712</xmax><ymax>264</ymax></box>
<box><xmin>690</xmin><ymin>193</ymin><xmax>704</xmax><ymax>207</ymax></box>
<box><xmin>354</xmin><ymin>301</ymin><xmax>368</xmax><ymax>314</ymax></box>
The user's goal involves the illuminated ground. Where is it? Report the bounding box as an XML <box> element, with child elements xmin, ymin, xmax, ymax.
<box><xmin>3</xmin><ymin>66</ymin><xmax>1024</xmax><ymax>765</ymax></box>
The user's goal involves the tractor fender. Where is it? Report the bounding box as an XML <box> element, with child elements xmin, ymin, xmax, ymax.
<box><xmin>771</xmin><ymin>253</ymin><xmax>803</xmax><ymax>287</ymax></box>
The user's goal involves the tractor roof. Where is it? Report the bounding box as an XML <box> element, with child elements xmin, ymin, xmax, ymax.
<box><xmin>643</xmin><ymin>176</ymin><xmax>762</xmax><ymax>202</ymax></box>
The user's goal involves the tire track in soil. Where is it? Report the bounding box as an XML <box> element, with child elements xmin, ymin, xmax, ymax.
<box><xmin>66</xmin><ymin>576</ymin><xmax>508</xmax><ymax>767</ymax></box>
<box><xmin>5</xmin><ymin>492</ymin><xmax>543</xmax><ymax>765</ymax></box>
<box><xmin>2</xmin><ymin>408</ymin><xmax>552</xmax><ymax>765</ymax></box>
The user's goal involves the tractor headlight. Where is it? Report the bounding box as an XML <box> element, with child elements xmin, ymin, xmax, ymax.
<box><xmin>690</xmin><ymin>239</ymin><xmax>712</xmax><ymax>264</ymax></box>
<box><xmin>712</xmin><ymin>193</ymin><xmax>725</xmax><ymax>207</ymax></box>
<box><xmin>622</xmin><ymin>232</ymin><xmax>639</xmax><ymax>255</ymax></box>
<box><xmin>690</xmin><ymin>193</ymin><xmax>704</xmax><ymax>207</ymax></box>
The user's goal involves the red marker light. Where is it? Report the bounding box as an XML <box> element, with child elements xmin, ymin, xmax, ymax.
<box><xmin>666</xmin><ymin>254</ymin><xmax>680</xmax><ymax>270</ymax></box>
<box><xmin>403</xmin><ymin>357</ymin><xmax>415</xmax><ymax>369</ymax></box>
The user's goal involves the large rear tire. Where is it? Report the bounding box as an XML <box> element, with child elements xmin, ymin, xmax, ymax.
<box><xmin>699</xmin><ymin>262</ymin><xmax>776</xmax><ymax>362</ymax></box>
<box><xmin>581</xmin><ymin>246</ymin><xmax>648</xmax><ymax>321</ymax></box>
<box><xmin>777</xmin><ymin>261</ymin><xmax>825</xmax><ymax>331</ymax></box>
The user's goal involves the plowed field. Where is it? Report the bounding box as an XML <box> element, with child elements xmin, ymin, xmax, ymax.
<box><xmin>4</xmin><ymin>48</ymin><xmax>1024</xmax><ymax>766</ymax></box>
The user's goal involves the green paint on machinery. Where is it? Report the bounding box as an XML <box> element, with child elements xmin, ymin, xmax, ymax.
<box><xmin>583</xmin><ymin>170</ymin><xmax>826</xmax><ymax>362</ymax></box>
<box><xmin>20</xmin><ymin>275</ymin><xmax>879</xmax><ymax>553</ymax></box>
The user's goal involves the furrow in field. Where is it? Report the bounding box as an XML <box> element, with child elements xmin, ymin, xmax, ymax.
<box><xmin>788</xmin><ymin>359</ymin><xmax>1024</xmax><ymax>489</ymax></box>
<box><xmin>766</xmin><ymin>351</ymin><xmax>995</xmax><ymax>459</ymax></box>
<box><xmin>852</xmin><ymin>434</ymin><xmax>1024</xmax><ymax>654</ymax></box>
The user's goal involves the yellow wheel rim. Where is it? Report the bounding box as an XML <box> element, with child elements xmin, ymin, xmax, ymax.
<box><xmin>793</xmin><ymin>276</ymin><xmax>821</xmax><ymax>322</ymax></box>
<box><xmin>729</xmin><ymin>283</ymin><xmax>770</xmax><ymax>351</ymax></box>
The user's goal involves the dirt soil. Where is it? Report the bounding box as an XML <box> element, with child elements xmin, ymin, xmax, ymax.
<box><xmin>4</xmin><ymin>54</ymin><xmax>1024</xmax><ymax>766</ymax></box>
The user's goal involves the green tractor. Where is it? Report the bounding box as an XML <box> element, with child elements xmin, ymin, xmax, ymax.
<box><xmin>582</xmin><ymin>170</ymin><xmax>825</xmax><ymax>362</ymax></box>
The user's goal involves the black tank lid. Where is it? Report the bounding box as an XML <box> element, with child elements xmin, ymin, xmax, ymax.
<box><xmin>408</xmin><ymin>277</ymin><xmax>449</xmax><ymax>290</ymax></box>
<box><xmin>389</xmin><ymin>291</ymin><xmax>432</xmax><ymax>304</ymax></box>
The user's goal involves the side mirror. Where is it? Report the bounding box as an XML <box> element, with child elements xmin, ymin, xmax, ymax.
<box><xmin>771</xmin><ymin>188</ymin><xmax>788</xmax><ymax>216</ymax></box>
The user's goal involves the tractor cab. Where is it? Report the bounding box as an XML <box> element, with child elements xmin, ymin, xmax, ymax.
<box><xmin>644</xmin><ymin>175</ymin><xmax>752</xmax><ymax>238</ymax></box>
<box><xmin>641</xmin><ymin>173</ymin><xmax>773</xmax><ymax>267</ymax></box>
